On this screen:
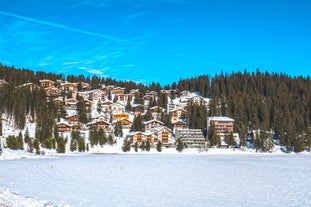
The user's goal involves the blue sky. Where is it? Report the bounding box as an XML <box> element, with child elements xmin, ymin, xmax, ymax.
<box><xmin>0</xmin><ymin>0</ymin><xmax>310</xmax><ymax>85</ymax></box>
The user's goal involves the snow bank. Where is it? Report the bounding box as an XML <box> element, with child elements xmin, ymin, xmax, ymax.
<box><xmin>0</xmin><ymin>189</ymin><xmax>70</xmax><ymax>207</ymax></box>
<box><xmin>0</xmin><ymin>149</ymin><xmax>35</xmax><ymax>160</ymax></box>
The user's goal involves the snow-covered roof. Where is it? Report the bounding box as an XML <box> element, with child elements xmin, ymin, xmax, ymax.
<box><xmin>143</xmin><ymin>119</ymin><xmax>164</xmax><ymax>125</ymax></box>
<box><xmin>208</xmin><ymin>116</ymin><xmax>234</xmax><ymax>122</ymax></box>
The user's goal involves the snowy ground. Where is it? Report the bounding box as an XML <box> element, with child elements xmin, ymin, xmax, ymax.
<box><xmin>0</xmin><ymin>154</ymin><xmax>310</xmax><ymax>207</ymax></box>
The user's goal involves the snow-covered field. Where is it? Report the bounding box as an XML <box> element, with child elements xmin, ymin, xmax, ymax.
<box><xmin>1</xmin><ymin>154</ymin><xmax>310</xmax><ymax>207</ymax></box>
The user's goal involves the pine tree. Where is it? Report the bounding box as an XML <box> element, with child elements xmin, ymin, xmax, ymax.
<box><xmin>0</xmin><ymin>121</ymin><xmax>2</xmax><ymax>136</ymax></box>
<box><xmin>208</xmin><ymin>123</ymin><xmax>220</xmax><ymax>147</ymax></box>
<box><xmin>305</xmin><ymin>126</ymin><xmax>311</xmax><ymax>152</ymax></box>
<box><xmin>145</xmin><ymin>108</ymin><xmax>153</xmax><ymax>121</ymax></box>
<box><xmin>97</xmin><ymin>98</ymin><xmax>102</xmax><ymax>114</ymax></box>
<box><xmin>224</xmin><ymin>132</ymin><xmax>235</xmax><ymax>148</ymax></box>
<box><xmin>6</xmin><ymin>135</ymin><xmax>18</xmax><ymax>150</ymax></box>
<box><xmin>293</xmin><ymin>136</ymin><xmax>304</xmax><ymax>153</ymax></box>
<box><xmin>44</xmin><ymin>138</ymin><xmax>53</xmax><ymax>149</ymax></box>
<box><xmin>125</xmin><ymin>99</ymin><xmax>132</xmax><ymax>112</ymax></box>
<box><xmin>134</xmin><ymin>142</ymin><xmax>138</xmax><ymax>152</ymax></box>
<box><xmin>70</xmin><ymin>138</ymin><xmax>77</xmax><ymax>152</ymax></box>
<box><xmin>99</xmin><ymin>128</ymin><xmax>107</xmax><ymax>146</ymax></box>
<box><xmin>261</xmin><ymin>130</ymin><xmax>273</xmax><ymax>152</ymax></box>
<box><xmin>108</xmin><ymin>134</ymin><xmax>114</xmax><ymax>145</ymax></box>
<box><xmin>130</xmin><ymin>115</ymin><xmax>144</xmax><ymax>132</ymax></box>
<box><xmin>140</xmin><ymin>140</ymin><xmax>146</xmax><ymax>151</ymax></box>
<box><xmin>27</xmin><ymin>138</ymin><xmax>34</xmax><ymax>153</ymax></box>
<box><xmin>122</xmin><ymin>139</ymin><xmax>131</xmax><ymax>152</ymax></box>
<box><xmin>176</xmin><ymin>138</ymin><xmax>184</xmax><ymax>152</ymax></box>
<box><xmin>114</xmin><ymin>120</ymin><xmax>123</xmax><ymax>137</ymax></box>
<box><xmin>78</xmin><ymin>138</ymin><xmax>86</xmax><ymax>152</ymax></box>
<box><xmin>77</xmin><ymin>95</ymin><xmax>88</xmax><ymax>124</ymax></box>
<box><xmin>146</xmin><ymin>140</ymin><xmax>151</xmax><ymax>152</ymax></box>
<box><xmin>24</xmin><ymin>127</ymin><xmax>30</xmax><ymax>143</ymax></box>
<box><xmin>57</xmin><ymin>137</ymin><xmax>67</xmax><ymax>153</ymax></box>
<box><xmin>18</xmin><ymin>131</ymin><xmax>24</xmax><ymax>150</ymax></box>
<box><xmin>34</xmin><ymin>138</ymin><xmax>40</xmax><ymax>154</ymax></box>
<box><xmin>156</xmin><ymin>141</ymin><xmax>162</xmax><ymax>152</ymax></box>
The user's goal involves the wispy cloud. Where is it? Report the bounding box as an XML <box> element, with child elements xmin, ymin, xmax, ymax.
<box><xmin>172</xmin><ymin>53</ymin><xmax>230</xmax><ymax>69</ymax></box>
<box><xmin>78</xmin><ymin>66</ymin><xmax>109</xmax><ymax>76</ymax></box>
<box><xmin>123</xmin><ymin>11</ymin><xmax>150</xmax><ymax>23</ymax></box>
<box><xmin>70</xmin><ymin>0</ymin><xmax>110</xmax><ymax>8</ymax></box>
<box><xmin>0</xmin><ymin>10</ymin><xmax>128</xmax><ymax>43</ymax></box>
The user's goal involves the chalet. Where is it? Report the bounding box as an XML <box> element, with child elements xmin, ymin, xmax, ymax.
<box><xmin>188</xmin><ymin>95</ymin><xmax>208</xmax><ymax>105</ymax></box>
<box><xmin>149</xmin><ymin>106</ymin><xmax>164</xmax><ymax>113</ymax></box>
<box><xmin>143</xmin><ymin>119</ymin><xmax>164</xmax><ymax>132</ymax></box>
<box><xmin>175</xmin><ymin>129</ymin><xmax>206</xmax><ymax>148</ymax></box>
<box><xmin>61</xmin><ymin>82</ymin><xmax>78</xmax><ymax>93</ymax></box>
<box><xmin>126</xmin><ymin>126</ymin><xmax>173</xmax><ymax>145</ymax></box>
<box><xmin>149</xmin><ymin>106</ymin><xmax>164</xmax><ymax>118</ymax></box>
<box><xmin>16</xmin><ymin>83</ymin><xmax>40</xmax><ymax>91</ymax></box>
<box><xmin>172</xmin><ymin>120</ymin><xmax>187</xmax><ymax>133</ymax></box>
<box><xmin>169</xmin><ymin>108</ymin><xmax>187</xmax><ymax>121</ymax></box>
<box><xmin>125</xmin><ymin>94</ymin><xmax>133</xmax><ymax>102</ymax></box>
<box><xmin>127</xmin><ymin>131</ymin><xmax>144</xmax><ymax>144</ymax></box>
<box><xmin>77</xmin><ymin>82</ymin><xmax>90</xmax><ymax>91</ymax></box>
<box><xmin>77</xmin><ymin>91</ymin><xmax>88</xmax><ymax>100</ymax></box>
<box><xmin>40</xmin><ymin>79</ymin><xmax>55</xmax><ymax>88</ymax></box>
<box><xmin>180</xmin><ymin>90</ymin><xmax>191</xmax><ymax>97</ymax></box>
<box><xmin>113</xmin><ymin>113</ymin><xmax>130</xmax><ymax>121</ymax></box>
<box><xmin>84</xmin><ymin>99</ymin><xmax>93</xmax><ymax>110</ymax></box>
<box><xmin>53</xmin><ymin>97</ymin><xmax>64</xmax><ymax>108</ymax></box>
<box><xmin>113</xmin><ymin>87</ymin><xmax>125</xmax><ymax>95</ymax></box>
<box><xmin>132</xmin><ymin>104</ymin><xmax>145</xmax><ymax>115</ymax></box>
<box><xmin>71</xmin><ymin>124</ymin><xmax>81</xmax><ymax>131</ymax></box>
<box><xmin>0</xmin><ymin>79</ymin><xmax>8</xmax><ymax>86</ymax></box>
<box><xmin>105</xmin><ymin>85</ymin><xmax>114</xmax><ymax>92</ymax></box>
<box><xmin>143</xmin><ymin>94</ymin><xmax>154</xmax><ymax>101</ymax></box>
<box><xmin>167</xmin><ymin>101</ymin><xmax>182</xmax><ymax>111</ymax></box>
<box><xmin>207</xmin><ymin>116</ymin><xmax>234</xmax><ymax>134</ymax></box>
<box><xmin>117</xmin><ymin>118</ymin><xmax>133</xmax><ymax>129</ymax></box>
<box><xmin>65</xmin><ymin>114</ymin><xmax>80</xmax><ymax>124</ymax></box>
<box><xmin>87</xmin><ymin>118</ymin><xmax>110</xmax><ymax>130</ymax></box>
<box><xmin>87</xmin><ymin>89</ymin><xmax>103</xmax><ymax>101</ymax></box>
<box><xmin>148</xmin><ymin>91</ymin><xmax>158</xmax><ymax>97</ymax></box>
<box><xmin>44</xmin><ymin>87</ymin><xmax>61</xmax><ymax>97</ymax></box>
<box><xmin>110</xmin><ymin>103</ymin><xmax>125</xmax><ymax>115</ymax></box>
<box><xmin>161</xmin><ymin>89</ymin><xmax>171</xmax><ymax>97</ymax></box>
<box><xmin>130</xmin><ymin>89</ymin><xmax>140</xmax><ymax>96</ymax></box>
<box><xmin>66</xmin><ymin>98</ymin><xmax>77</xmax><ymax>110</ymax></box>
<box><xmin>57</xmin><ymin>122</ymin><xmax>72</xmax><ymax>132</ymax></box>
<box><xmin>153</xmin><ymin>126</ymin><xmax>173</xmax><ymax>145</ymax></box>
<box><xmin>102</xmin><ymin>100</ymin><xmax>113</xmax><ymax>113</ymax></box>
<box><xmin>92</xmin><ymin>115</ymin><xmax>110</xmax><ymax>123</ymax></box>
<box><xmin>116</xmin><ymin>93</ymin><xmax>125</xmax><ymax>102</ymax></box>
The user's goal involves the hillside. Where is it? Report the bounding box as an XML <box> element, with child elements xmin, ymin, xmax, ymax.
<box><xmin>0</xmin><ymin>64</ymin><xmax>311</xmax><ymax>154</ymax></box>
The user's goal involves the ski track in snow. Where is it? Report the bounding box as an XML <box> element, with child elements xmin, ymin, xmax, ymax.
<box><xmin>0</xmin><ymin>154</ymin><xmax>311</xmax><ymax>207</ymax></box>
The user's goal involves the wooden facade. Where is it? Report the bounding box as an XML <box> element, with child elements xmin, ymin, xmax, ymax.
<box><xmin>40</xmin><ymin>79</ymin><xmax>55</xmax><ymax>88</ymax></box>
<box><xmin>57</xmin><ymin>122</ymin><xmax>72</xmax><ymax>132</ymax></box>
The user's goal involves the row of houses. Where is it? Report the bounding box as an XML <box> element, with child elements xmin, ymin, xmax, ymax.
<box><xmin>1</xmin><ymin>78</ymin><xmax>238</xmax><ymax>147</ymax></box>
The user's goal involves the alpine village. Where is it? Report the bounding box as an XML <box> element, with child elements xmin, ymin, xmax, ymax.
<box><xmin>1</xmin><ymin>64</ymin><xmax>311</xmax><ymax>155</ymax></box>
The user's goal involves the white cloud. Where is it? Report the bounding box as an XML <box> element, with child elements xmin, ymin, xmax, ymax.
<box><xmin>88</xmin><ymin>69</ymin><xmax>104</xmax><ymax>75</ymax></box>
